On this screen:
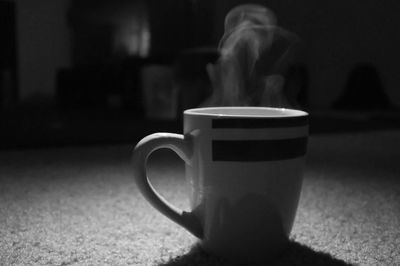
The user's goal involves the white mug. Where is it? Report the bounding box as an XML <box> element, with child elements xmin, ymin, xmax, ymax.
<box><xmin>132</xmin><ymin>107</ymin><xmax>308</xmax><ymax>263</ymax></box>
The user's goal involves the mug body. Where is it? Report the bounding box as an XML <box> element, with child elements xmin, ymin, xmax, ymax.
<box><xmin>183</xmin><ymin>107</ymin><xmax>308</xmax><ymax>262</ymax></box>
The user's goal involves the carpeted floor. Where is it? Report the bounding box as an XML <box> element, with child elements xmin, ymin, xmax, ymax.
<box><xmin>0</xmin><ymin>131</ymin><xmax>399</xmax><ymax>265</ymax></box>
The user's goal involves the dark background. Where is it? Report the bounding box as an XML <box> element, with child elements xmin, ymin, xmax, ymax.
<box><xmin>1</xmin><ymin>0</ymin><xmax>400</xmax><ymax>149</ymax></box>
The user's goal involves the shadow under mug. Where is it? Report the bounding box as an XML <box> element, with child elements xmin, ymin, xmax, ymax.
<box><xmin>132</xmin><ymin>107</ymin><xmax>309</xmax><ymax>263</ymax></box>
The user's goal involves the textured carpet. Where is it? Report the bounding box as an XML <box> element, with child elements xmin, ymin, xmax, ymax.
<box><xmin>0</xmin><ymin>131</ymin><xmax>399</xmax><ymax>265</ymax></box>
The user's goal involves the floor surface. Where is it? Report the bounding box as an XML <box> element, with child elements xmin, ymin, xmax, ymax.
<box><xmin>1</xmin><ymin>130</ymin><xmax>399</xmax><ymax>265</ymax></box>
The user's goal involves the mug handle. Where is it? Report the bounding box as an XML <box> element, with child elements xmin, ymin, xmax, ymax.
<box><xmin>132</xmin><ymin>132</ymin><xmax>203</xmax><ymax>238</ymax></box>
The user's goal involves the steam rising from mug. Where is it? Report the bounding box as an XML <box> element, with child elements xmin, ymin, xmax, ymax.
<box><xmin>205</xmin><ymin>4</ymin><xmax>298</xmax><ymax>107</ymax></box>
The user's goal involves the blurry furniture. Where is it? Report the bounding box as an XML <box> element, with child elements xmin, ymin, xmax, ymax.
<box><xmin>56</xmin><ymin>59</ymin><xmax>143</xmax><ymax>111</ymax></box>
<box><xmin>59</xmin><ymin>0</ymin><xmax>217</xmax><ymax>115</ymax></box>
<box><xmin>283</xmin><ymin>64</ymin><xmax>309</xmax><ymax>110</ymax></box>
<box><xmin>174</xmin><ymin>47</ymin><xmax>219</xmax><ymax>113</ymax></box>
<box><xmin>333</xmin><ymin>64</ymin><xmax>391</xmax><ymax>110</ymax></box>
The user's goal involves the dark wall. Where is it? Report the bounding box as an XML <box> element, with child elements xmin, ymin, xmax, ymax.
<box><xmin>0</xmin><ymin>0</ymin><xmax>18</xmax><ymax>108</ymax></box>
<box><xmin>213</xmin><ymin>0</ymin><xmax>400</xmax><ymax>108</ymax></box>
<box><xmin>11</xmin><ymin>0</ymin><xmax>400</xmax><ymax>108</ymax></box>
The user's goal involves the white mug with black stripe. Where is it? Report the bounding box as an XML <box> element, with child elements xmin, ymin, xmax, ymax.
<box><xmin>132</xmin><ymin>107</ymin><xmax>308</xmax><ymax>263</ymax></box>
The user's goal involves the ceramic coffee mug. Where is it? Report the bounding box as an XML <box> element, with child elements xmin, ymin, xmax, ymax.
<box><xmin>132</xmin><ymin>107</ymin><xmax>308</xmax><ymax>263</ymax></box>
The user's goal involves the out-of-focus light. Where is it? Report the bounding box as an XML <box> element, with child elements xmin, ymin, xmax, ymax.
<box><xmin>113</xmin><ymin>17</ymin><xmax>150</xmax><ymax>57</ymax></box>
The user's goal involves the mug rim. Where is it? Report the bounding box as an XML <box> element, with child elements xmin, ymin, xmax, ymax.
<box><xmin>184</xmin><ymin>107</ymin><xmax>308</xmax><ymax>118</ymax></box>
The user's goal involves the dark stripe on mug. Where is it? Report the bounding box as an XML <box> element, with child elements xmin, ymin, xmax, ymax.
<box><xmin>212</xmin><ymin>116</ymin><xmax>308</xmax><ymax>129</ymax></box>
<box><xmin>212</xmin><ymin>137</ymin><xmax>308</xmax><ymax>161</ymax></box>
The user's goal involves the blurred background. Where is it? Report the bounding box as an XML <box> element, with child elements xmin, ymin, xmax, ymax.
<box><xmin>1</xmin><ymin>0</ymin><xmax>400</xmax><ymax>149</ymax></box>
